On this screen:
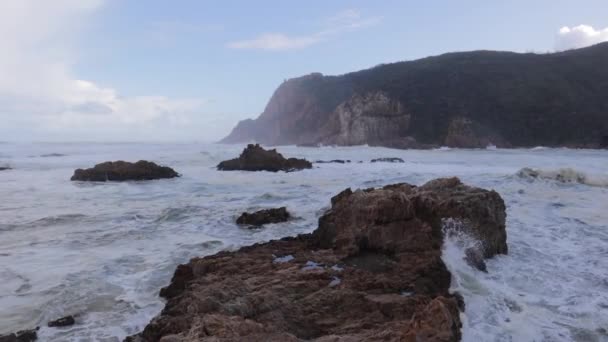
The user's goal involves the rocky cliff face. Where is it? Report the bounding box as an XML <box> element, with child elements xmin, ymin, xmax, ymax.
<box><xmin>317</xmin><ymin>92</ymin><xmax>411</xmax><ymax>146</ymax></box>
<box><xmin>222</xmin><ymin>43</ymin><xmax>608</xmax><ymax>149</ymax></box>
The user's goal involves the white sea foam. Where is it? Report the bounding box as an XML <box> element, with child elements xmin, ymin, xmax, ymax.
<box><xmin>0</xmin><ymin>143</ymin><xmax>607</xmax><ymax>341</ymax></box>
<box><xmin>516</xmin><ymin>167</ymin><xmax>608</xmax><ymax>187</ymax></box>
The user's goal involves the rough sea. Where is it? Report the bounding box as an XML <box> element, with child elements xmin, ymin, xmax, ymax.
<box><xmin>1</xmin><ymin>142</ymin><xmax>607</xmax><ymax>341</ymax></box>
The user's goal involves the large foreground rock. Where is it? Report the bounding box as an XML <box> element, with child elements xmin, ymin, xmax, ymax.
<box><xmin>71</xmin><ymin>161</ymin><xmax>179</xmax><ymax>182</ymax></box>
<box><xmin>128</xmin><ymin>177</ymin><xmax>507</xmax><ymax>342</ymax></box>
<box><xmin>217</xmin><ymin>144</ymin><xmax>312</xmax><ymax>172</ymax></box>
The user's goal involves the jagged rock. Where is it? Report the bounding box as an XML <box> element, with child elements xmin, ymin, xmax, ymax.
<box><xmin>371</xmin><ymin>157</ymin><xmax>405</xmax><ymax>163</ymax></box>
<box><xmin>127</xmin><ymin>177</ymin><xmax>507</xmax><ymax>341</ymax></box>
<box><xmin>71</xmin><ymin>161</ymin><xmax>179</xmax><ymax>182</ymax></box>
<box><xmin>0</xmin><ymin>328</ymin><xmax>38</xmax><ymax>342</ymax></box>
<box><xmin>47</xmin><ymin>315</ymin><xmax>75</xmax><ymax>327</ymax></box>
<box><xmin>236</xmin><ymin>207</ymin><xmax>290</xmax><ymax>227</ymax></box>
<box><xmin>314</xmin><ymin>160</ymin><xmax>351</xmax><ymax>164</ymax></box>
<box><xmin>464</xmin><ymin>247</ymin><xmax>487</xmax><ymax>272</ymax></box>
<box><xmin>318</xmin><ymin>92</ymin><xmax>411</xmax><ymax>146</ymax></box>
<box><xmin>217</xmin><ymin>144</ymin><xmax>312</xmax><ymax>172</ymax></box>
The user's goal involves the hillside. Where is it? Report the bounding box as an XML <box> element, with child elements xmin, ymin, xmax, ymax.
<box><xmin>222</xmin><ymin>43</ymin><xmax>608</xmax><ymax>148</ymax></box>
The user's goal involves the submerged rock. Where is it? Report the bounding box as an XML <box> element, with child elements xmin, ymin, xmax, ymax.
<box><xmin>0</xmin><ymin>167</ymin><xmax>11</xmax><ymax>171</ymax></box>
<box><xmin>371</xmin><ymin>157</ymin><xmax>405</xmax><ymax>163</ymax></box>
<box><xmin>70</xmin><ymin>161</ymin><xmax>179</xmax><ymax>182</ymax></box>
<box><xmin>236</xmin><ymin>207</ymin><xmax>291</xmax><ymax>227</ymax></box>
<box><xmin>217</xmin><ymin>144</ymin><xmax>312</xmax><ymax>172</ymax></box>
<box><xmin>0</xmin><ymin>328</ymin><xmax>38</xmax><ymax>342</ymax></box>
<box><xmin>47</xmin><ymin>315</ymin><xmax>75</xmax><ymax>327</ymax></box>
<box><xmin>128</xmin><ymin>177</ymin><xmax>507</xmax><ymax>341</ymax></box>
<box><xmin>314</xmin><ymin>159</ymin><xmax>351</xmax><ymax>164</ymax></box>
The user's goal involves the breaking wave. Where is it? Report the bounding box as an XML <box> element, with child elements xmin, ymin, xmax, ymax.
<box><xmin>516</xmin><ymin>167</ymin><xmax>608</xmax><ymax>187</ymax></box>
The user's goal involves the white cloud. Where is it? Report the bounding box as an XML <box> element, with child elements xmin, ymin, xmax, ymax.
<box><xmin>556</xmin><ymin>25</ymin><xmax>608</xmax><ymax>51</ymax></box>
<box><xmin>227</xmin><ymin>9</ymin><xmax>381</xmax><ymax>51</ymax></box>
<box><xmin>0</xmin><ymin>0</ymin><xmax>205</xmax><ymax>141</ymax></box>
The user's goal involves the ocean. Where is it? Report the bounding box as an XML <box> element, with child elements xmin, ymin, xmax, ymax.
<box><xmin>1</xmin><ymin>142</ymin><xmax>607</xmax><ymax>341</ymax></box>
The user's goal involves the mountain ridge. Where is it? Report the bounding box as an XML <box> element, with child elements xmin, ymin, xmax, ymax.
<box><xmin>222</xmin><ymin>43</ymin><xmax>608</xmax><ymax>148</ymax></box>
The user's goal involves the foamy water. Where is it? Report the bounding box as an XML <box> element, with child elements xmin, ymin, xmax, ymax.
<box><xmin>1</xmin><ymin>143</ymin><xmax>607</xmax><ymax>341</ymax></box>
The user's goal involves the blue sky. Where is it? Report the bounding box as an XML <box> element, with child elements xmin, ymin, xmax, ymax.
<box><xmin>0</xmin><ymin>0</ymin><xmax>607</xmax><ymax>141</ymax></box>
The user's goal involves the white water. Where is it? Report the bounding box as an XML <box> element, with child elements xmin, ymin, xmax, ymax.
<box><xmin>0</xmin><ymin>143</ymin><xmax>607</xmax><ymax>341</ymax></box>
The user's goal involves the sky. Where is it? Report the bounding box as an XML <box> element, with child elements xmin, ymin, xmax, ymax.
<box><xmin>0</xmin><ymin>0</ymin><xmax>607</xmax><ymax>142</ymax></box>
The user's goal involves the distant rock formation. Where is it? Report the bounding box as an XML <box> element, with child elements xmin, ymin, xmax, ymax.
<box><xmin>222</xmin><ymin>43</ymin><xmax>608</xmax><ymax>149</ymax></box>
<box><xmin>70</xmin><ymin>161</ymin><xmax>179</xmax><ymax>182</ymax></box>
<box><xmin>371</xmin><ymin>157</ymin><xmax>405</xmax><ymax>163</ymax></box>
<box><xmin>314</xmin><ymin>159</ymin><xmax>351</xmax><ymax>164</ymax></box>
<box><xmin>47</xmin><ymin>315</ymin><xmax>75</xmax><ymax>328</ymax></box>
<box><xmin>217</xmin><ymin>144</ymin><xmax>312</xmax><ymax>172</ymax></box>
<box><xmin>236</xmin><ymin>207</ymin><xmax>290</xmax><ymax>227</ymax></box>
<box><xmin>127</xmin><ymin>177</ymin><xmax>507</xmax><ymax>341</ymax></box>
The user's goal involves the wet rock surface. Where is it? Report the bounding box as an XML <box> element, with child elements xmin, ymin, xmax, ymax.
<box><xmin>47</xmin><ymin>315</ymin><xmax>75</xmax><ymax>327</ymax></box>
<box><xmin>128</xmin><ymin>177</ymin><xmax>507</xmax><ymax>341</ymax></box>
<box><xmin>314</xmin><ymin>160</ymin><xmax>351</xmax><ymax>164</ymax></box>
<box><xmin>71</xmin><ymin>161</ymin><xmax>179</xmax><ymax>182</ymax></box>
<box><xmin>217</xmin><ymin>144</ymin><xmax>312</xmax><ymax>172</ymax></box>
<box><xmin>236</xmin><ymin>207</ymin><xmax>291</xmax><ymax>227</ymax></box>
<box><xmin>371</xmin><ymin>157</ymin><xmax>405</xmax><ymax>163</ymax></box>
<box><xmin>0</xmin><ymin>328</ymin><xmax>38</xmax><ymax>342</ymax></box>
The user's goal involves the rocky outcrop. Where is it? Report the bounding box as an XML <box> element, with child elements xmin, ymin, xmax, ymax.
<box><xmin>217</xmin><ymin>144</ymin><xmax>312</xmax><ymax>172</ymax></box>
<box><xmin>443</xmin><ymin>117</ymin><xmax>508</xmax><ymax>148</ymax></box>
<box><xmin>317</xmin><ymin>92</ymin><xmax>411</xmax><ymax>146</ymax></box>
<box><xmin>236</xmin><ymin>207</ymin><xmax>291</xmax><ymax>227</ymax></box>
<box><xmin>128</xmin><ymin>177</ymin><xmax>507</xmax><ymax>341</ymax></box>
<box><xmin>371</xmin><ymin>157</ymin><xmax>405</xmax><ymax>163</ymax></box>
<box><xmin>222</xmin><ymin>43</ymin><xmax>608</xmax><ymax>149</ymax></box>
<box><xmin>47</xmin><ymin>315</ymin><xmax>75</xmax><ymax>327</ymax></box>
<box><xmin>0</xmin><ymin>328</ymin><xmax>37</xmax><ymax>342</ymax></box>
<box><xmin>71</xmin><ymin>161</ymin><xmax>179</xmax><ymax>182</ymax></box>
<box><xmin>314</xmin><ymin>160</ymin><xmax>351</xmax><ymax>164</ymax></box>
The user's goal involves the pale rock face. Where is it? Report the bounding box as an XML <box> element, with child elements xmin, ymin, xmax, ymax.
<box><xmin>320</xmin><ymin>92</ymin><xmax>410</xmax><ymax>146</ymax></box>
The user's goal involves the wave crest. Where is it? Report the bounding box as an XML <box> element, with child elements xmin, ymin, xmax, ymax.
<box><xmin>516</xmin><ymin>167</ymin><xmax>608</xmax><ymax>187</ymax></box>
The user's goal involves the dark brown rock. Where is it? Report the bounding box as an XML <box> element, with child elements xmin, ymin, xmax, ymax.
<box><xmin>371</xmin><ymin>157</ymin><xmax>404</xmax><ymax>163</ymax></box>
<box><xmin>128</xmin><ymin>177</ymin><xmax>507</xmax><ymax>341</ymax></box>
<box><xmin>236</xmin><ymin>207</ymin><xmax>290</xmax><ymax>227</ymax></box>
<box><xmin>0</xmin><ymin>328</ymin><xmax>38</xmax><ymax>342</ymax></box>
<box><xmin>314</xmin><ymin>160</ymin><xmax>351</xmax><ymax>164</ymax></box>
<box><xmin>464</xmin><ymin>247</ymin><xmax>487</xmax><ymax>272</ymax></box>
<box><xmin>217</xmin><ymin>144</ymin><xmax>312</xmax><ymax>172</ymax></box>
<box><xmin>71</xmin><ymin>161</ymin><xmax>179</xmax><ymax>182</ymax></box>
<box><xmin>47</xmin><ymin>315</ymin><xmax>75</xmax><ymax>327</ymax></box>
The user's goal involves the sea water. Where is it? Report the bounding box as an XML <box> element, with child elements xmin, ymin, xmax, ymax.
<box><xmin>0</xmin><ymin>142</ymin><xmax>607</xmax><ymax>341</ymax></box>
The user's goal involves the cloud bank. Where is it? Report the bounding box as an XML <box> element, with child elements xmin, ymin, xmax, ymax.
<box><xmin>556</xmin><ymin>25</ymin><xmax>608</xmax><ymax>51</ymax></box>
<box><xmin>227</xmin><ymin>9</ymin><xmax>381</xmax><ymax>51</ymax></box>
<box><xmin>0</xmin><ymin>0</ymin><xmax>204</xmax><ymax>141</ymax></box>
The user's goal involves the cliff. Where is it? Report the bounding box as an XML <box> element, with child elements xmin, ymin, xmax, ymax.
<box><xmin>222</xmin><ymin>43</ymin><xmax>608</xmax><ymax>148</ymax></box>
